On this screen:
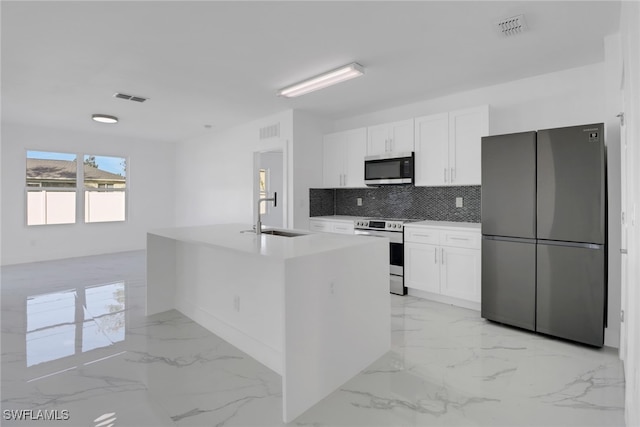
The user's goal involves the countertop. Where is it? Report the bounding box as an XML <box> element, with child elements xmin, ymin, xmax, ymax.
<box><xmin>310</xmin><ymin>216</ymin><xmax>481</xmax><ymax>230</ymax></box>
<box><xmin>406</xmin><ymin>220</ymin><xmax>481</xmax><ymax>230</ymax></box>
<box><xmin>148</xmin><ymin>224</ymin><xmax>384</xmax><ymax>260</ymax></box>
<box><xmin>309</xmin><ymin>215</ymin><xmax>366</xmax><ymax>222</ymax></box>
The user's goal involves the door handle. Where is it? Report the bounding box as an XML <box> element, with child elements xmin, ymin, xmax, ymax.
<box><xmin>434</xmin><ymin>248</ymin><xmax>437</xmax><ymax>264</ymax></box>
<box><xmin>451</xmin><ymin>167</ymin><xmax>455</xmax><ymax>182</ymax></box>
<box><xmin>449</xmin><ymin>237</ymin><xmax>469</xmax><ymax>241</ymax></box>
<box><xmin>444</xmin><ymin>168</ymin><xmax>447</xmax><ymax>183</ymax></box>
<box><xmin>441</xmin><ymin>248</ymin><xmax>445</xmax><ymax>264</ymax></box>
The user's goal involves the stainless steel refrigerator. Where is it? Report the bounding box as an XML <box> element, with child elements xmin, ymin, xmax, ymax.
<box><xmin>481</xmin><ymin>123</ymin><xmax>606</xmax><ymax>347</ymax></box>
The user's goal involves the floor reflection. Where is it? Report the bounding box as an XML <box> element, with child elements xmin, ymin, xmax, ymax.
<box><xmin>26</xmin><ymin>282</ymin><xmax>126</xmax><ymax>367</ymax></box>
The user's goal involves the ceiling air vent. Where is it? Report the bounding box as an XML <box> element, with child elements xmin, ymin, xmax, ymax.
<box><xmin>259</xmin><ymin>123</ymin><xmax>280</xmax><ymax>140</ymax></box>
<box><xmin>497</xmin><ymin>14</ymin><xmax>527</xmax><ymax>37</ymax></box>
<box><xmin>113</xmin><ymin>92</ymin><xmax>149</xmax><ymax>103</ymax></box>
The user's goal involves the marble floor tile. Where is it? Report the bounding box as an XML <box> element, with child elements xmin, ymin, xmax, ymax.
<box><xmin>1</xmin><ymin>251</ymin><xmax>625</xmax><ymax>426</ymax></box>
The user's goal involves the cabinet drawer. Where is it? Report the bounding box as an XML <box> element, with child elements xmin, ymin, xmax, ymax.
<box><xmin>309</xmin><ymin>220</ymin><xmax>331</xmax><ymax>232</ymax></box>
<box><xmin>332</xmin><ymin>222</ymin><xmax>354</xmax><ymax>234</ymax></box>
<box><xmin>404</xmin><ymin>227</ymin><xmax>440</xmax><ymax>244</ymax></box>
<box><xmin>440</xmin><ymin>230</ymin><xmax>480</xmax><ymax>249</ymax></box>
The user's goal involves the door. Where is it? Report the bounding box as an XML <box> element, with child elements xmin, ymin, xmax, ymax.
<box><xmin>414</xmin><ymin>113</ymin><xmax>448</xmax><ymax>186</ymax></box>
<box><xmin>481</xmin><ymin>237</ymin><xmax>536</xmax><ymax>331</ymax></box>
<box><xmin>367</xmin><ymin>124</ymin><xmax>390</xmax><ymax>155</ymax></box>
<box><xmin>536</xmin><ymin>241</ymin><xmax>605</xmax><ymax>347</ymax></box>
<box><xmin>343</xmin><ymin>128</ymin><xmax>367</xmax><ymax>187</ymax></box>
<box><xmin>389</xmin><ymin>119</ymin><xmax>414</xmax><ymax>152</ymax></box>
<box><xmin>449</xmin><ymin>106</ymin><xmax>488</xmax><ymax>185</ymax></box>
<box><xmin>440</xmin><ymin>246</ymin><xmax>481</xmax><ymax>302</ymax></box>
<box><xmin>256</xmin><ymin>150</ymin><xmax>283</xmax><ymax>228</ymax></box>
<box><xmin>323</xmin><ymin>133</ymin><xmax>345</xmax><ymax>188</ymax></box>
<box><xmin>404</xmin><ymin>242</ymin><xmax>440</xmax><ymax>293</ymax></box>
<box><xmin>537</xmin><ymin>124</ymin><xmax>605</xmax><ymax>244</ymax></box>
<box><xmin>481</xmin><ymin>131</ymin><xmax>537</xmax><ymax>239</ymax></box>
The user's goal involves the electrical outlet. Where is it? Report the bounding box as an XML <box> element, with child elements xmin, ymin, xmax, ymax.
<box><xmin>357</xmin><ymin>198</ymin><xmax>363</xmax><ymax>206</ymax></box>
<box><xmin>456</xmin><ymin>197</ymin><xmax>463</xmax><ymax>208</ymax></box>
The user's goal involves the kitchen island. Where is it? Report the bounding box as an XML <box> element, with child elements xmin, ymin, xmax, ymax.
<box><xmin>146</xmin><ymin>224</ymin><xmax>390</xmax><ymax>422</ymax></box>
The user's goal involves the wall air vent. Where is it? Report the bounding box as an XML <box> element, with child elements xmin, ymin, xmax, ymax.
<box><xmin>259</xmin><ymin>123</ymin><xmax>280</xmax><ymax>140</ymax></box>
<box><xmin>497</xmin><ymin>14</ymin><xmax>527</xmax><ymax>37</ymax></box>
<box><xmin>113</xmin><ymin>92</ymin><xmax>149</xmax><ymax>103</ymax></box>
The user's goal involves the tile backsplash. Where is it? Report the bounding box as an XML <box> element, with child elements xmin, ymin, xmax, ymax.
<box><xmin>310</xmin><ymin>185</ymin><xmax>481</xmax><ymax>222</ymax></box>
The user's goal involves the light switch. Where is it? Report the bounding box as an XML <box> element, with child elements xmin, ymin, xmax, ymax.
<box><xmin>456</xmin><ymin>197</ymin><xmax>463</xmax><ymax>208</ymax></box>
<box><xmin>357</xmin><ymin>198</ymin><xmax>363</xmax><ymax>206</ymax></box>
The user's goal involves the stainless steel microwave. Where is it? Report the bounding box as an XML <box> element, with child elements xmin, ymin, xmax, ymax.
<box><xmin>364</xmin><ymin>152</ymin><xmax>415</xmax><ymax>185</ymax></box>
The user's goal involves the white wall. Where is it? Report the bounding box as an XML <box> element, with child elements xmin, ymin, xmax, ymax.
<box><xmin>334</xmin><ymin>63</ymin><xmax>605</xmax><ymax>135</ymax></box>
<box><xmin>604</xmin><ymin>33</ymin><xmax>623</xmax><ymax>350</ymax></box>
<box><xmin>620</xmin><ymin>1</ymin><xmax>640</xmax><ymax>425</ymax></box>
<box><xmin>1</xmin><ymin>123</ymin><xmax>176</xmax><ymax>265</ymax></box>
<box><xmin>174</xmin><ymin>109</ymin><xmax>329</xmax><ymax>230</ymax></box>
<box><xmin>291</xmin><ymin>110</ymin><xmax>329</xmax><ymax>229</ymax></box>
<box><xmin>175</xmin><ymin>110</ymin><xmax>293</xmax><ymax>227</ymax></box>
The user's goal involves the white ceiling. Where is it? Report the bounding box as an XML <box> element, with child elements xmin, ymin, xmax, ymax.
<box><xmin>1</xmin><ymin>1</ymin><xmax>621</xmax><ymax>143</ymax></box>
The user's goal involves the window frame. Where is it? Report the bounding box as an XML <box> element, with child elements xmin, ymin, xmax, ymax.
<box><xmin>25</xmin><ymin>150</ymin><xmax>129</xmax><ymax>226</ymax></box>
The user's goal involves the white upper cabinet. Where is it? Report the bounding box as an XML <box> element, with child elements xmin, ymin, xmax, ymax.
<box><xmin>414</xmin><ymin>112</ymin><xmax>449</xmax><ymax>186</ymax></box>
<box><xmin>322</xmin><ymin>128</ymin><xmax>367</xmax><ymax>188</ymax></box>
<box><xmin>367</xmin><ymin>119</ymin><xmax>414</xmax><ymax>155</ymax></box>
<box><xmin>414</xmin><ymin>105</ymin><xmax>489</xmax><ymax>186</ymax></box>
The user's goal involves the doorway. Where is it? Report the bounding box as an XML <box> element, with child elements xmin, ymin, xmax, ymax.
<box><xmin>254</xmin><ymin>150</ymin><xmax>284</xmax><ymax>228</ymax></box>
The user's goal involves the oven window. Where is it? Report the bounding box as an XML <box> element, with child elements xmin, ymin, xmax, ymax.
<box><xmin>390</xmin><ymin>242</ymin><xmax>404</xmax><ymax>267</ymax></box>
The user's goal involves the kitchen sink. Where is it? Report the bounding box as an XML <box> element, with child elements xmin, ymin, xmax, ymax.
<box><xmin>260</xmin><ymin>229</ymin><xmax>307</xmax><ymax>238</ymax></box>
<box><xmin>240</xmin><ymin>229</ymin><xmax>307</xmax><ymax>238</ymax></box>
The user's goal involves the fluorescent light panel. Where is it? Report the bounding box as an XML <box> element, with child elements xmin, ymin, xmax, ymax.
<box><xmin>278</xmin><ymin>62</ymin><xmax>364</xmax><ymax>98</ymax></box>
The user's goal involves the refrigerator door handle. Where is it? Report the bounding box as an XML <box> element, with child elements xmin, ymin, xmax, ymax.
<box><xmin>482</xmin><ymin>235</ymin><xmax>536</xmax><ymax>244</ymax></box>
<box><xmin>537</xmin><ymin>239</ymin><xmax>604</xmax><ymax>250</ymax></box>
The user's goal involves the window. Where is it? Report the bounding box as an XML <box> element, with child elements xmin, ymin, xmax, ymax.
<box><xmin>25</xmin><ymin>151</ymin><xmax>127</xmax><ymax>225</ymax></box>
<box><xmin>83</xmin><ymin>155</ymin><xmax>126</xmax><ymax>223</ymax></box>
<box><xmin>26</xmin><ymin>151</ymin><xmax>77</xmax><ymax>225</ymax></box>
<box><xmin>259</xmin><ymin>168</ymin><xmax>269</xmax><ymax>214</ymax></box>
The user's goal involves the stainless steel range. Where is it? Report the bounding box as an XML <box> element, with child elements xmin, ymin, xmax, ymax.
<box><xmin>354</xmin><ymin>218</ymin><xmax>415</xmax><ymax>295</ymax></box>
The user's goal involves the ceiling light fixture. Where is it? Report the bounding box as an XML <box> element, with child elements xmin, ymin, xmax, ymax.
<box><xmin>278</xmin><ymin>62</ymin><xmax>364</xmax><ymax>98</ymax></box>
<box><xmin>91</xmin><ymin>114</ymin><xmax>118</xmax><ymax>124</ymax></box>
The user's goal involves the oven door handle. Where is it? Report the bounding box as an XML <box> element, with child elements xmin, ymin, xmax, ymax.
<box><xmin>354</xmin><ymin>229</ymin><xmax>403</xmax><ymax>244</ymax></box>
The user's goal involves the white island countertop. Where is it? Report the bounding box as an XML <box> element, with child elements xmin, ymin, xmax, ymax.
<box><xmin>148</xmin><ymin>223</ymin><xmax>382</xmax><ymax>260</ymax></box>
<box><xmin>147</xmin><ymin>223</ymin><xmax>390</xmax><ymax>423</ymax></box>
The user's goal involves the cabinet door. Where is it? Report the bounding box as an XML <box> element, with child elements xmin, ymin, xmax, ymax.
<box><xmin>367</xmin><ymin>124</ymin><xmax>389</xmax><ymax>155</ymax></box>
<box><xmin>389</xmin><ymin>119</ymin><xmax>414</xmax><ymax>152</ymax></box>
<box><xmin>414</xmin><ymin>113</ymin><xmax>449</xmax><ymax>186</ymax></box>
<box><xmin>448</xmin><ymin>105</ymin><xmax>488</xmax><ymax>186</ymax></box>
<box><xmin>440</xmin><ymin>247</ymin><xmax>481</xmax><ymax>302</ymax></box>
<box><xmin>343</xmin><ymin>128</ymin><xmax>367</xmax><ymax>187</ymax></box>
<box><xmin>405</xmin><ymin>242</ymin><xmax>440</xmax><ymax>293</ymax></box>
<box><xmin>322</xmin><ymin>133</ymin><xmax>345</xmax><ymax>188</ymax></box>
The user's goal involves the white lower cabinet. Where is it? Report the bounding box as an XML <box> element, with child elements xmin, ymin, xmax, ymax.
<box><xmin>405</xmin><ymin>243</ymin><xmax>440</xmax><ymax>293</ymax></box>
<box><xmin>440</xmin><ymin>246</ymin><xmax>481</xmax><ymax>302</ymax></box>
<box><xmin>405</xmin><ymin>224</ymin><xmax>481</xmax><ymax>304</ymax></box>
<box><xmin>309</xmin><ymin>218</ymin><xmax>355</xmax><ymax>235</ymax></box>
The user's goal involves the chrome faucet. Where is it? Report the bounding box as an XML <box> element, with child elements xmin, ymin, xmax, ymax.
<box><xmin>255</xmin><ymin>192</ymin><xmax>277</xmax><ymax>235</ymax></box>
